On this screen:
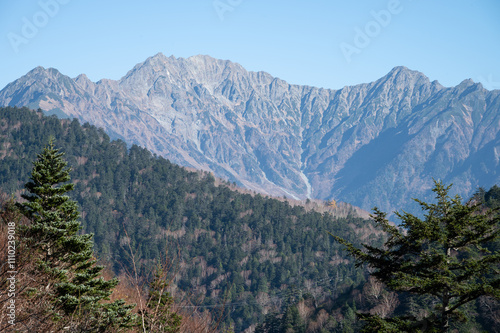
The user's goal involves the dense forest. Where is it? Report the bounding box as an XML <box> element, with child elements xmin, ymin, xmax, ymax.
<box><xmin>1</xmin><ymin>106</ymin><xmax>498</xmax><ymax>332</ymax></box>
<box><xmin>0</xmin><ymin>107</ymin><xmax>383</xmax><ymax>332</ymax></box>
<box><xmin>255</xmin><ymin>185</ymin><xmax>500</xmax><ymax>333</ymax></box>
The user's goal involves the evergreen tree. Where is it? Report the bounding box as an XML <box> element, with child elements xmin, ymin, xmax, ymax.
<box><xmin>281</xmin><ymin>304</ymin><xmax>306</xmax><ymax>333</ymax></box>
<box><xmin>332</xmin><ymin>181</ymin><xmax>500</xmax><ymax>332</ymax></box>
<box><xmin>0</xmin><ymin>106</ymin><xmax>385</xmax><ymax>331</ymax></box>
<box><xmin>139</xmin><ymin>262</ymin><xmax>182</xmax><ymax>332</ymax></box>
<box><xmin>485</xmin><ymin>185</ymin><xmax>500</xmax><ymax>209</ymax></box>
<box><xmin>17</xmin><ymin>138</ymin><xmax>135</xmax><ymax>331</ymax></box>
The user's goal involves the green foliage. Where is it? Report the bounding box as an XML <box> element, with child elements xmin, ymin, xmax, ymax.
<box><xmin>0</xmin><ymin>106</ymin><xmax>381</xmax><ymax>331</ymax></box>
<box><xmin>255</xmin><ymin>313</ymin><xmax>282</xmax><ymax>333</ymax></box>
<box><xmin>358</xmin><ymin>313</ymin><xmax>421</xmax><ymax>333</ymax></box>
<box><xmin>16</xmin><ymin>138</ymin><xmax>136</xmax><ymax>330</ymax></box>
<box><xmin>5</xmin><ymin>107</ymin><xmax>499</xmax><ymax>331</ymax></box>
<box><xmin>282</xmin><ymin>304</ymin><xmax>306</xmax><ymax>333</ymax></box>
<box><xmin>333</xmin><ymin>181</ymin><xmax>500</xmax><ymax>332</ymax></box>
<box><xmin>139</xmin><ymin>262</ymin><xmax>182</xmax><ymax>332</ymax></box>
<box><xmin>255</xmin><ymin>303</ymin><xmax>306</xmax><ymax>333</ymax></box>
<box><xmin>485</xmin><ymin>185</ymin><xmax>500</xmax><ymax>209</ymax></box>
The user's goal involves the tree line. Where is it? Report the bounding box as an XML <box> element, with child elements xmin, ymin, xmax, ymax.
<box><xmin>1</xmin><ymin>106</ymin><xmax>497</xmax><ymax>332</ymax></box>
<box><xmin>256</xmin><ymin>184</ymin><xmax>500</xmax><ymax>332</ymax></box>
<box><xmin>0</xmin><ymin>107</ymin><xmax>379</xmax><ymax>331</ymax></box>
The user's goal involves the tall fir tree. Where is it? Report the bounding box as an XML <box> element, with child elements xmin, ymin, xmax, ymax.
<box><xmin>332</xmin><ymin>181</ymin><xmax>500</xmax><ymax>332</ymax></box>
<box><xmin>17</xmin><ymin>138</ymin><xmax>136</xmax><ymax>331</ymax></box>
<box><xmin>139</xmin><ymin>262</ymin><xmax>182</xmax><ymax>332</ymax></box>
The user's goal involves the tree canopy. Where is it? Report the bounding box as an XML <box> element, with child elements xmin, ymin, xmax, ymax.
<box><xmin>15</xmin><ymin>138</ymin><xmax>136</xmax><ymax>331</ymax></box>
<box><xmin>333</xmin><ymin>181</ymin><xmax>500</xmax><ymax>332</ymax></box>
<box><xmin>0</xmin><ymin>106</ymin><xmax>379</xmax><ymax>331</ymax></box>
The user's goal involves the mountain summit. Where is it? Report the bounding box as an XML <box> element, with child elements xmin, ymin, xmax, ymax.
<box><xmin>1</xmin><ymin>55</ymin><xmax>499</xmax><ymax>215</ymax></box>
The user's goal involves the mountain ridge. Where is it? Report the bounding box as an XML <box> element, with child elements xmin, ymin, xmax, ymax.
<box><xmin>0</xmin><ymin>106</ymin><xmax>380</xmax><ymax>332</ymax></box>
<box><xmin>1</xmin><ymin>54</ymin><xmax>499</xmax><ymax>215</ymax></box>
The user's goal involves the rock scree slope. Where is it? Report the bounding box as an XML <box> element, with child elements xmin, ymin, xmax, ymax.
<box><xmin>1</xmin><ymin>53</ymin><xmax>499</xmax><ymax>215</ymax></box>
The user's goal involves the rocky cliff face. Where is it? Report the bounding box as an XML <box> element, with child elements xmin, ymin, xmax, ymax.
<box><xmin>1</xmin><ymin>53</ymin><xmax>499</xmax><ymax>215</ymax></box>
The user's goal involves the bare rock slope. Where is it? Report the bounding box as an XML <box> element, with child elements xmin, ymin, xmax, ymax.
<box><xmin>1</xmin><ymin>53</ymin><xmax>499</xmax><ymax>214</ymax></box>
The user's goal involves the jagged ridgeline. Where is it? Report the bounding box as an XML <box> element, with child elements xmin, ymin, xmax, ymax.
<box><xmin>0</xmin><ymin>106</ymin><xmax>382</xmax><ymax>331</ymax></box>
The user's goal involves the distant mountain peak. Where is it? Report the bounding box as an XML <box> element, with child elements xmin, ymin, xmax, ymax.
<box><xmin>389</xmin><ymin>65</ymin><xmax>412</xmax><ymax>73</ymax></box>
<box><xmin>370</xmin><ymin>66</ymin><xmax>438</xmax><ymax>94</ymax></box>
<box><xmin>32</xmin><ymin>65</ymin><xmax>47</xmax><ymax>72</ymax></box>
<box><xmin>188</xmin><ymin>54</ymin><xmax>217</xmax><ymax>61</ymax></box>
<box><xmin>74</xmin><ymin>73</ymin><xmax>89</xmax><ymax>81</ymax></box>
<box><xmin>152</xmin><ymin>51</ymin><xmax>166</xmax><ymax>58</ymax></box>
<box><xmin>458</xmin><ymin>78</ymin><xmax>476</xmax><ymax>87</ymax></box>
<box><xmin>16</xmin><ymin>66</ymin><xmax>64</xmax><ymax>84</ymax></box>
<box><xmin>26</xmin><ymin>66</ymin><xmax>50</xmax><ymax>76</ymax></box>
<box><xmin>1</xmin><ymin>55</ymin><xmax>499</xmax><ymax>218</ymax></box>
<box><xmin>384</xmin><ymin>66</ymin><xmax>427</xmax><ymax>81</ymax></box>
<box><xmin>143</xmin><ymin>52</ymin><xmax>170</xmax><ymax>65</ymax></box>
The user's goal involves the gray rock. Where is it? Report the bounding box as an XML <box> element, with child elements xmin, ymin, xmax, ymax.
<box><xmin>1</xmin><ymin>54</ymin><xmax>499</xmax><ymax>216</ymax></box>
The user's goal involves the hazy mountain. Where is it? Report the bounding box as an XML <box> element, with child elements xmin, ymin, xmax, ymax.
<box><xmin>1</xmin><ymin>53</ymin><xmax>499</xmax><ymax>215</ymax></box>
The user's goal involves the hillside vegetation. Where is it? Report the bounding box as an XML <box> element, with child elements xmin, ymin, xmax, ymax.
<box><xmin>0</xmin><ymin>106</ymin><xmax>381</xmax><ymax>331</ymax></box>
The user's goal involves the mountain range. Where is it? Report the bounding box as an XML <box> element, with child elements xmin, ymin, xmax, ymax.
<box><xmin>1</xmin><ymin>53</ymin><xmax>499</xmax><ymax>215</ymax></box>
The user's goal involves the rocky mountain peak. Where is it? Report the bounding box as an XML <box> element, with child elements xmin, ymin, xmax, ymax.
<box><xmin>29</xmin><ymin>65</ymin><xmax>47</xmax><ymax>74</ymax></box>
<box><xmin>21</xmin><ymin>66</ymin><xmax>62</xmax><ymax>82</ymax></box>
<box><xmin>379</xmin><ymin>66</ymin><xmax>432</xmax><ymax>88</ymax></box>
<box><xmin>1</xmin><ymin>56</ymin><xmax>499</xmax><ymax>217</ymax></box>
<box><xmin>74</xmin><ymin>73</ymin><xmax>93</xmax><ymax>89</ymax></box>
<box><xmin>456</xmin><ymin>78</ymin><xmax>483</xmax><ymax>90</ymax></box>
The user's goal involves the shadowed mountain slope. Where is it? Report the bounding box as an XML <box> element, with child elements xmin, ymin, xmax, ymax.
<box><xmin>1</xmin><ymin>54</ymin><xmax>499</xmax><ymax>215</ymax></box>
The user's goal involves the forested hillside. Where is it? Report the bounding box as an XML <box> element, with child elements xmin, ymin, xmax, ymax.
<box><xmin>0</xmin><ymin>106</ymin><xmax>381</xmax><ymax>331</ymax></box>
<box><xmin>255</xmin><ymin>185</ymin><xmax>500</xmax><ymax>333</ymax></box>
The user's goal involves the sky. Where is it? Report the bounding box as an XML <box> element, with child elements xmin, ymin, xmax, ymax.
<box><xmin>1</xmin><ymin>0</ymin><xmax>499</xmax><ymax>91</ymax></box>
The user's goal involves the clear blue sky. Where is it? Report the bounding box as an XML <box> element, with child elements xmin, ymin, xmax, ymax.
<box><xmin>1</xmin><ymin>0</ymin><xmax>499</xmax><ymax>91</ymax></box>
